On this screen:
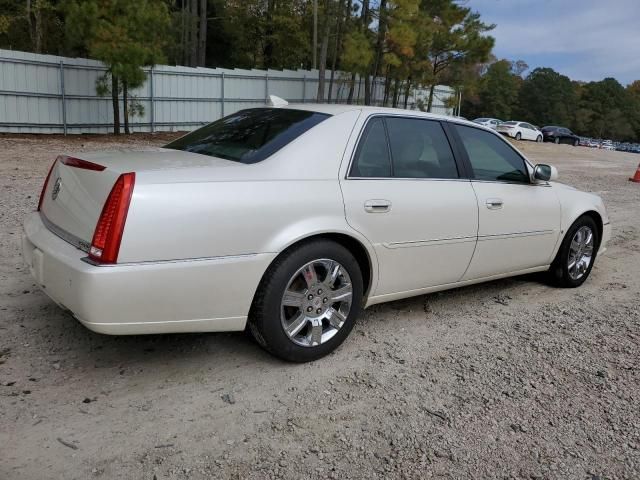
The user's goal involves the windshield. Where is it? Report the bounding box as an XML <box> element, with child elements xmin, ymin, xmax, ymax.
<box><xmin>164</xmin><ymin>108</ymin><xmax>330</xmax><ymax>164</ymax></box>
<box><xmin>474</xmin><ymin>118</ymin><xmax>489</xmax><ymax>122</ymax></box>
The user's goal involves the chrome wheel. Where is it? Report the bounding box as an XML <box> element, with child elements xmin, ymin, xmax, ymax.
<box><xmin>280</xmin><ymin>259</ymin><xmax>353</xmax><ymax>348</ymax></box>
<box><xmin>568</xmin><ymin>226</ymin><xmax>594</xmax><ymax>280</ymax></box>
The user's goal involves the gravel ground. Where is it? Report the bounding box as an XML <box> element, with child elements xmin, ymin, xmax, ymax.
<box><xmin>1</xmin><ymin>133</ymin><xmax>639</xmax><ymax>480</ymax></box>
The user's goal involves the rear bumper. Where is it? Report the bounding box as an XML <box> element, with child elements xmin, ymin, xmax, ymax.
<box><xmin>22</xmin><ymin>213</ymin><xmax>275</xmax><ymax>335</ymax></box>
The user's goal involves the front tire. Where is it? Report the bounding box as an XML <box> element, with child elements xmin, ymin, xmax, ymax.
<box><xmin>536</xmin><ymin>135</ymin><xmax>542</xmax><ymax>143</ymax></box>
<box><xmin>515</xmin><ymin>132</ymin><xmax>522</xmax><ymax>140</ymax></box>
<box><xmin>248</xmin><ymin>240</ymin><xmax>363</xmax><ymax>362</ymax></box>
<box><xmin>549</xmin><ymin>216</ymin><xmax>599</xmax><ymax>288</ymax></box>
<box><xmin>555</xmin><ymin>137</ymin><xmax>560</xmax><ymax>144</ymax></box>
<box><xmin>574</xmin><ymin>139</ymin><xmax>579</xmax><ymax>146</ymax></box>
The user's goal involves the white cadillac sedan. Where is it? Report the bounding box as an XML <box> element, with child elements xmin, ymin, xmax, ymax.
<box><xmin>23</xmin><ymin>103</ymin><xmax>611</xmax><ymax>362</ymax></box>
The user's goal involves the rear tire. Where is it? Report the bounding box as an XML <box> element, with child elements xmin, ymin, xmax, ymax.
<box><xmin>574</xmin><ymin>139</ymin><xmax>579</xmax><ymax>146</ymax></box>
<box><xmin>248</xmin><ymin>239</ymin><xmax>363</xmax><ymax>362</ymax></box>
<box><xmin>515</xmin><ymin>132</ymin><xmax>522</xmax><ymax>140</ymax></box>
<box><xmin>555</xmin><ymin>137</ymin><xmax>560</xmax><ymax>144</ymax></box>
<box><xmin>536</xmin><ymin>135</ymin><xmax>542</xmax><ymax>143</ymax></box>
<box><xmin>548</xmin><ymin>216</ymin><xmax>599</xmax><ymax>288</ymax></box>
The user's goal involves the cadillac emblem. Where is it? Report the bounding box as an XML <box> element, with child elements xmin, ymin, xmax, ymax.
<box><xmin>51</xmin><ymin>177</ymin><xmax>62</xmax><ymax>200</ymax></box>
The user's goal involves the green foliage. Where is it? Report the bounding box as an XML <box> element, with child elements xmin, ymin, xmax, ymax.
<box><xmin>516</xmin><ymin>67</ymin><xmax>576</xmax><ymax>126</ymax></box>
<box><xmin>64</xmin><ymin>0</ymin><xmax>169</xmax><ymax>87</ymax></box>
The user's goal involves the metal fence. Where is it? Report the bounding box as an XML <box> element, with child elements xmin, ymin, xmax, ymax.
<box><xmin>0</xmin><ymin>49</ymin><xmax>455</xmax><ymax>134</ymax></box>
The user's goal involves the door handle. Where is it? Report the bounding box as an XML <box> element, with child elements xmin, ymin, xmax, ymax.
<box><xmin>485</xmin><ymin>198</ymin><xmax>503</xmax><ymax>209</ymax></box>
<box><xmin>364</xmin><ymin>199</ymin><xmax>392</xmax><ymax>213</ymax></box>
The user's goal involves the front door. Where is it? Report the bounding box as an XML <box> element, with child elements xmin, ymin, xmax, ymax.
<box><xmin>450</xmin><ymin>123</ymin><xmax>561</xmax><ymax>280</ymax></box>
<box><xmin>340</xmin><ymin>115</ymin><xmax>478</xmax><ymax>296</ymax></box>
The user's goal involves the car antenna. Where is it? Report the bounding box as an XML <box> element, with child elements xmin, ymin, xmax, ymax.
<box><xmin>267</xmin><ymin>95</ymin><xmax>289</xmax><ymax>107</ymax></box>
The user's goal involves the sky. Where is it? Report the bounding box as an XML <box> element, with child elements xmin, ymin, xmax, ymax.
<box><xmin>467</xmin><ymin>0</ymin><xmax>640</xmax><ymax>85</ymax></box>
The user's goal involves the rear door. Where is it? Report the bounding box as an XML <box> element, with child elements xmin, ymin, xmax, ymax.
<box><xmin>340</xmin><ymin>115</ymin><xmax>478</xmax><ymax>296</ymax></box>
<box><xmin>450</xmin><ymin>123</ymin><xmax>561</xmax><ymax>280</ymax></box>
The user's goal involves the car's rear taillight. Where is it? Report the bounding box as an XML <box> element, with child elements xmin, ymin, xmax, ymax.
<box><xmin>88</xmin><ymin>172</ymin><xmax>135</xmax><ymax>264</ymax></box>
<box><xmin>37</xmin><ymin>159</ymin><xmax>57</xmax><ymax>211</ymax></box>
<box><xmin>59</xmin><ymin>155</ymin><xmax>106</xmax><ymax>171</ymax></box>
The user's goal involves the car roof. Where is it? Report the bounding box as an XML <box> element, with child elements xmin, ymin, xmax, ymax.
<box><xmin>281</xmin><ymin>103</ymin><xmax>470</xmax><ymax>125</ymax></box>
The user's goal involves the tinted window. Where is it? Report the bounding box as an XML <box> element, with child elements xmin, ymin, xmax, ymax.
<box><xmin>165</xmin><ymin>108</ymin><xmax>330</xmax><ymax>164</ymax></box>
<box><xmin>350</xmin><ymin>118</ymin><xmax>392</xmax><ymax>177</ymax></box>
<box><xmin>386</xmin><ymin>117</ymin><xmax>458</xmax><ymax>179</ymax></box>
<box><xmin>455</xmin><ymin>125</ymin><xmax>529</xmax><ymax>183</ymax></box>
<box><xmin>502</xmin><ymin>121</ymin><xmax>517</xmax><ymax>126</ymax></box>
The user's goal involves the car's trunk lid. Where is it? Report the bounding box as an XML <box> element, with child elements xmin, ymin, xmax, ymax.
<box><xmin>39</xmin><ymin>149</ymin><xmax>237</xmax><ymax>250</ymax></box>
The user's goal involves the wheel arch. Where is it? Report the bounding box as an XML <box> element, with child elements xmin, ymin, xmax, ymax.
<box><xmin>250</xmin><ymin>231</ymin><xmax>377</xmax><ymax>314</ymax></box>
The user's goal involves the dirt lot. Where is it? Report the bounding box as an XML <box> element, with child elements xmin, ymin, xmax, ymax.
<box><xmin>1</xmin><ymin>133</ymin><xmax>639</xmax><ymax>480</ymax></box>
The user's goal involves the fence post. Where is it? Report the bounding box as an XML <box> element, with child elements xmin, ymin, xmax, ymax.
<box><xmin>265</xmin><ymin>73</ymin><xmax>269</xmax><ymax>104</ymax></box>
<box><xmin>59</xmin><ymin>61</ymin><xmax>67</xmax><ymax>135</ymax></box>
<box><xmin>149</xmin><ymin>67</ymin><xmax>155</xmax><ymax>133</ymax></box>
<box><xmin>220</xmin><ymin>72</ymin><xmax>225</xmax><ymax>118</ymax></box>
<box><xmin>302</xmin><ymin>75</ymin><xmax>306</xmax><ymax>103</ymax></box>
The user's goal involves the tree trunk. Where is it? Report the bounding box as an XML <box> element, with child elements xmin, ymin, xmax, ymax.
<box><xmin>181</xmin><ymin>0</ymin><xmax>187</xmax><ymax>65</ymax></box>
<box><xmin>263</xmin><ymin>0</ymin><xmax>275</xmax><ymax>68</ymax></box>
<box><xmin>403</xmin><ymin>77</ymin><xmax>411</xmax><ymax>109</ymax></box>
<box><xmin>189</xmin><ymin>0</ymin><xmax>198</xmax><ymax>67</ymax></box>
<box><xmin>328</xmin><ymin>0</ymin><xmax>346</xmax><ymax>103</ymax></box>
<box><xmin>347</xmin><ymin>73</ymin><xmax>356</xmax><ymax>104</ymax></box>
<box><xmin>34</xmin><ymin>1</ymin><xmax>42</xmax><ymax>53</ymax></box>
<box><xmin>316</xmin><ymin>0</ymin><xmax>331</xmax><ymax>102</ymax></box>
<box><xmin>361</xmin><ymin>0</ymin><xmax>371</xmax><ymax>105</ymax></box>
<box><xmin>372</xmin><ymin>0</ymin><xmax>387</xmax><ymax>78</ymax></box>
<box><xmin>427</xmin><ymin>84</ymin><xmax>435</xmax><ymax>112</ymax></box>
<box><xmin>392</xmin><ymin>77</ymin><xmax>400</xmax><ymax>108</ymax></box>
<box><xmin>111</xmin><ymin>74</ymin><xmax>120</xmax><ymax>135</ymax></box>
<box><xmin>123</xmin><ymin>81</ymin><xmax>130</xmax><ymax>134</ymax></box>
<box><xmin>198</xmin><ymin>0</ymin><xmax>207</xmax><ymax>66</ymax></box>
<box><xmin>383</xmin><ymin>66</ymin><xmax>391</xmax><ymax>106</ymax></box>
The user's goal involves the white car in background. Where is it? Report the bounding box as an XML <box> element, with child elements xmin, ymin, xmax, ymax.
<box><xmin>23</xmin><ymin>102</ymin><xmax>611</xmax><ymax>362</ymax></box>
<box><xmin>601</xmin><ymin>140</ymin><xmax>615</xmax><ymax>151</ymax></box>
<box><xmin>497</xmin><ymin>121</ymin><xmax>543</xmax><ymax>142</ymax></box>
<box><xmin>473</xmin><ymin>118</ymin><xmax>503</xmax><ymax>129</ymax></box>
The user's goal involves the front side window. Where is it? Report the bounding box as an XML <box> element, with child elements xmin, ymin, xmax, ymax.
<box><xmin>454</xmin><ymin>124</ymin><xmax>530</xmax><ymax>183</ymax></box>
<box><xmin>165</xmin><ymin>108</ymin><xmax>330</xmax><ymax>164</ymax></box>
<box><xmin>386</xmin><ymin>117</ymin><xmax>458</xmax><ymax>179</ymax></box>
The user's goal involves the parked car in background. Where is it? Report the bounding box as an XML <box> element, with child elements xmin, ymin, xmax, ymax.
<box><xmin>473</xmin><ymin>118</ymin><xmax>503</xmax><ymax>129</ymax></box>
<box><xmin>587</xmin><ymin>139</ymin><xmax>600</xmax><ymax>148</ymax></box>
<box><xmin>541</xmin><ymin>126</ymin><xmax>580</xmax><ymax>146</ymax></box>
<box><xmin>22</xmin><ymin>102</ymin><xmax>611</xmax><ymax>362</ymax></box>
<box><xmin>497</xmin><ymin>121</ymin><xmax>543</xmax><ymax>142</ymax></box>
<box><xmin>579</xmin><ymin>137</ymin><xmax>590</xmax><ymax>147</ymax></box>
<box><xmin>601</xmin><ymin>140</ymin><xmax>615</xmax><ymax>151</ymax></box>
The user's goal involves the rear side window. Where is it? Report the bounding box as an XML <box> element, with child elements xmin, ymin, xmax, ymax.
<box><xmin>386</xmin><ymin>117</ymin><xmax>458</xmax><ymax>179</ymax></box>
<box><xmin>350</xmin><ymin>116</ymin><xmax>458</xmax><ymax>179</ymax></box>
<box><xmin>165</xmin><ymin>108</ymin><xmax>330</xmax><ymax>164</ymax></box>
<box><xmin>454</xmin><ymin>124</ymin><xmax>529</xmax><ymax>183</ymax></box>
<box><xmin>350</xmin><ymin>118</ymin><xmax>392</xmax><ymax>177</ymax></box>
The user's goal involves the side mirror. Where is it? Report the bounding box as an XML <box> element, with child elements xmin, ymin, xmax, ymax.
<box><xmin>533</xmin><ymin>164</ymin><xmax>558</xmax><ymax>182</ymax></box>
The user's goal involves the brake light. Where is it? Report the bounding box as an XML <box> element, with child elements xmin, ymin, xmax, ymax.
<box><xmin>37</xmin><ymin>159</ymin><xmax>57</xmax><ymax>211</ymax></box>
<box><xmin>59</xmin><ymin>155</ymin><xmax>106</xmax><ymax>171</ymax></box>
<box><xmin>88</xmin><ymin>173</ymin><xmax>135</xmax><ymax>264</ymax></box>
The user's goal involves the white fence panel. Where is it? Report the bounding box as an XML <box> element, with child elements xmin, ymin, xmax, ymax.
<box><xmin>0</xmin><ymin>49</ymin><xmax>455</xmax><ymax>134</ymax></box>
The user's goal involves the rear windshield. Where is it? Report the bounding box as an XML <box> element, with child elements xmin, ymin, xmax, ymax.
<box><xmin>164</xmin><ymin>108</ymin><xmax>330</xmax><ymax>164</ymax></box>
<box><xmin>502</xmin><ymin>121</ymin><xmax>517</xmax><ymax>126</ymax></box>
